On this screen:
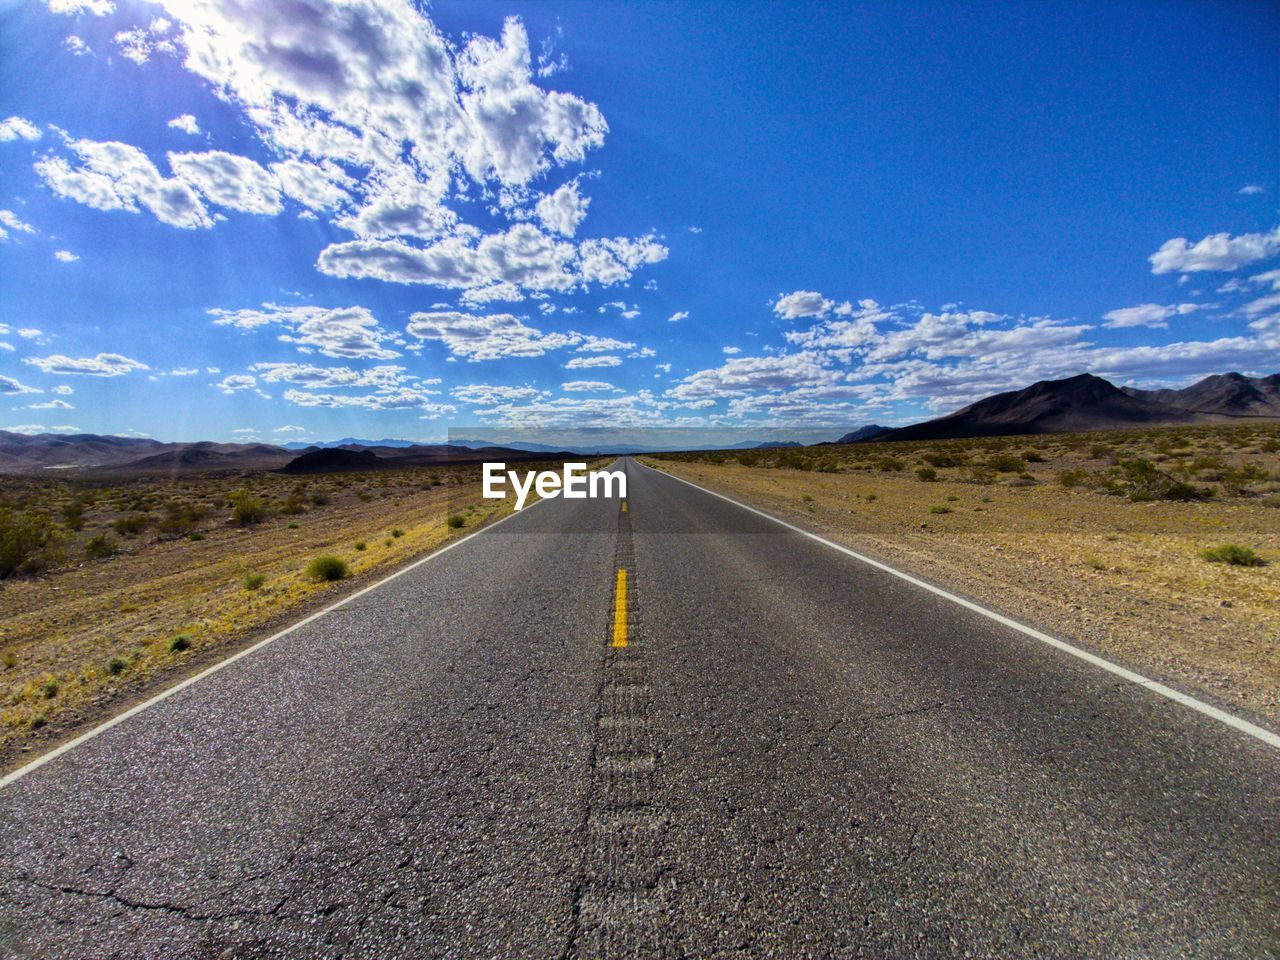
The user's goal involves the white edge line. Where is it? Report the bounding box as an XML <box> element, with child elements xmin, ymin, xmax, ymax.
<box><xmin>0</xmin><ymin>500</ymin><xmax>543</xmax><ymax>791</ymax></box>
<box><xmin>640</xmin><ymin>459</ymin><xmax>1280</xmax><ymax>751</ymax></box>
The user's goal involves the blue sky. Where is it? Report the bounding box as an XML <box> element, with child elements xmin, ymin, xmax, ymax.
<box><xmin>0</xmin><ymin>0</ymin><xmax>1277</xmax><ymax>445</ymax></box>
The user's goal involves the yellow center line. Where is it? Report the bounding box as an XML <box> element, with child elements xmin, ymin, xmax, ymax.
<box><xmin>611</xmin><ymin>568</ymin><xmax>628</xmax><ymax>647</ymax></box>
<box><xmin>621</xmin><ymin>500</ymin><xmax>628</xmax><ymax>513</ymax></box>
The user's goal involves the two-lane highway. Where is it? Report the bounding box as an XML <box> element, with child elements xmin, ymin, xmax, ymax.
<box><xmin>1</xmin><ymin>458</ymin><xmax>1276</xmax><ymax>958</ymax></box>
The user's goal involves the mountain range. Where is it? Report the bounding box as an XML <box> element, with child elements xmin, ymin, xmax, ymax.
<box><xmin>3</xmin><ymin>371</ymin><xmax>1276</xmax><ymax>473</ymax></box>
<box><xmin>854</xmin><ymin>372</ymin><xmax>1280</xmax><ymax>444</ymax></box>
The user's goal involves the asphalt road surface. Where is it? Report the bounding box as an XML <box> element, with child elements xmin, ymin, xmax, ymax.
<box><xmin>1</xmin><ymin>458</ymin><xmax>1276</xmax><ymax>959</ymax></box>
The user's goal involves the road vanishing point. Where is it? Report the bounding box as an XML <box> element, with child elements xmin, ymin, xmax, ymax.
<box><xmin>1</xmin><ymin>459</ymin><xmax>1276</xmax><ymax>959</ymax></box>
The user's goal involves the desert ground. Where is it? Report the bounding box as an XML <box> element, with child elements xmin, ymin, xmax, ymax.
<box><xmin>0</xmin><ymin>463</ymin><xmax>521</xmax><ymax>770</ymax></box>
<box><xmin>644</xmin><ymin>422</ymin><xmax>1280</xmax><ymax>724</ymax></box>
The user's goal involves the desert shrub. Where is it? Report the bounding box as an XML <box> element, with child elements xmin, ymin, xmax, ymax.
<box><xmin>0</xmin><ymin>508</ymin><xmax>60</xmax><ymax>578</ymax></box>
<box><xmin>307</xmin><ymin>555</ymin><xmax>348</xmax><ymax>581</ymax></box>
<box><xmin>230</xmin><ymin>490</ymin><xmax>267</xmax><ymax>526</ymax></box>
<box><xmin>915</xmin><ymin>467</ymin><xmax>938</xmax><ymax>482</ymax></box>
<box><xmin>778</xmin><ymin>449</ymin><xmax>813</xmax><ymax>471</ymax></box>
<box><xmin>243</xmin><ymin>573</ymin><xmax>266</xmax><ymax>591</ymax></box>
<box><xmin>354</xmin><ymin>541</ymin><xmax>367</xmax><ymax>551</ymax></box>
<box><xmin>1056</xmin><ymin>468</ymin><xmax>1089</xmax><ymax>488</ymax></box>
<box><xmin>188</xmin><ymin>532</ymin><xmax>205</xmax><ymax>541</ymax></box>
<box><xmin>356</xmin><ymin>490</ymin><xmax>373</xmax><ymax>502</ymax></box>
<box><xmin>279</xmin><ymin>495</ymin><xmax>307</xmax><ymax>516</ymax></box>
<box><xmin>922</xmin><ymin>452</ymin><xmax>959</xmax><ymax>468</ymax></box>
<box><xmin>986</xmin><ymin>454</ymin><xmax>1025</xmax><ymax>473</ymax></box>
<box><xmin>156</xmin><ymin>502</ymin><xmax>207</xmax><ymax>537</ymax></box>
<box><xmin>391</xmin><ymin>528</ymin><xmax>404</xmax><ymax>538</ymax></box>
<box><xmin>736</xmin><ymin>451</ymin><xmax>761</xmax><ymax>467</ymax></box>
<box><xmin>61</xmin><ymin>501</ymin><xmax>86</xmax><ymax>531</ymax></box>
<box><xmin>170</xmin><ymin>634</ymin><xmax>192</xmax><ymax>652</ymax></box>
<box><xmin>1119</xmin><ymin>459</ymin><xmax>1211</xmax><ymax>503</ymax></box>
<box><xmin>85</xmin><ymin>534</ymin><xmax>119</xmax><ymax>559</ymax></box>
<box><xmin>966</xmin><ymin>465</ymin><xmax>996</xmax><ymax>485</ymax></box>
<box><xmin>1021</xmin><ymin>449</ymin><xmax>1046</xmax><ymax>463</ymax></box>
<box><xmin>112</xmin><ymin>513</ymin><xmax>150</xmax><ymax>536</ymax></box>
<box><xmin>816</xmin><ymin>458</ymin><xmax>840</xmax><ymax>473</ymax></box>
<box><xmin>106</xmin><ymin>656</ymin><xmax>127</xmax><ymax>676</ymax></box>
<box><xmin>929</xmin><ymin>504</ymin><xmax>952</xmax><ymax>514</ymax></box>
<box><xmin>1200</xmin><ymin>544</ymin><xmax>1266</xmax><ymax>567</ymax></box>
<box><xmin>446</xmin><ymin>515</ymin><xmax>466</xmax><ymax>529</ymax></box>
<box><xmin>873</xmin><ymin>456</ymin><xmax>904</xmax><ymax>472</ymax></box>
<box><xmin>29</xmin><ymin>713</ymin><xmax>46</xmax><ymax>730</ymax></box>
<box><xmin>41</xmin><ymin>679</ymin><xmax>59</xmax><ymax>699</ymax></box>
<box><xmin>1089</xmin><ymin>444</ymin><xmax>1112</xmax><ymax>460</ymax></box>
<box><xmin>2</xmin><ymin>651</ymin><xmax>16</xmax><ymax>669</ymax></box>
<box><xmin>309</xmin><ymin>490</ymin><xmax>330</xmax><ymax>506</ymax></box>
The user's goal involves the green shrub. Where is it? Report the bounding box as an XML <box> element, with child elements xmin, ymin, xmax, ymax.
<box><xmin>85</xmin><ymin>533</ymin><xmax>119</xmax><ymax>560</ymax></box>
<box><xmin>446</xmin><ymin>515</ymin><xmax>466</xmax><ymax>529</ymax></box>
<box><xmin>1021</xmin><ymin>449</ymin><xmax>1046</xmax><ymax>463</ymax></box>
<box><xmin>112</xmin><ymin>513</ymin><xmax>150</xmax><ymax>536</ymax></box>
<box><xmin>41</xmin><ymin>679</ymin><xmax>59</xmax><ymax>699</ymax></box>
<box><xmin>923</xmin><ymin>452</ymin><xmax>961</xmax><ymax>468</ymax></box>
<box><xmin>1200</xmin><ymin>544</ymin><xmax>1266</xmax><ymax>567</ymax></box>
<box><xmin>986</xmin><ymin>454</ymin><xmax>1025</xmax><ymax>473</ymax></box>
<box><xmin>914</xmin><ymin>467</ymin><xmax>938</xmax><ymax>482</ymax></box>
<box><xmin>170</xmin><ymin>635</ymin><xmax>192</xmax><ymax>652</ymax></box>
<box><xmin>188</xmin><ymin>532</ymin><xmax>205</xmax><ymax>541</ymax></box>
<box><xmin>243</xmin><ymin>573</ymin><xmax>266</xmax><ymax>591</ymax></box>
<box><xmin>29</xmin><ymin>713</ymin><xmax>46</xmax><ymax>730</ymax></box>
<box><xmin>0</xmin><ymin>508</ymin><xmax>60</xmax><ymax>578</ymax></box>
<box><xmin>1057</xmin><ymin>468</ymin><xmax>1089</xmax><ymax>488</ymax></box>
<box><xmin>391</xmin><ymin>528</ymin><xmax>404</xmax><ymax>538</ymax></box>
<box><xmin>306</xmin><ymin>555</ymin><xmax>348</xmax><ymax>581</ymax></box>
<box><xmin>354</xmin><ymin>541</ymin><xmax>367</xmax><ymax>551</ymax></box>
<box><xmin>230</xmin><ymin>490</ymin><xmax>267</xmax><ymax>526</ymax></box>
<box><xmin>929</xmin><ymin>504</ymin><xmax>953</xmax><ymax>514</ymax></box>
<box><xmin>106</xmin><ymin>656</ymin><xmax>127</xmax><ymax>676</ymax></box>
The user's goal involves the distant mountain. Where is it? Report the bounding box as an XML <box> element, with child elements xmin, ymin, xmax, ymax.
<box><xmin>862</xmin><ymin>374</ymin><xmax>1201</xmax><ymax>443</ymax></box>
<box><xmin>834</xmin><ymin>425</ymin><xmax>889</xmax><ymax>444</ymax></box>
<box><xmin>1122</xmin><ymin>373</ymin><xmax>1280</xmax><ymax>419</ymax></box>
<box><xmin>277</xmin><ymin>447</ymin><xmax>388</xmax><ymax>474</ymax></box>
<box><xmin>753</xmin><ymin>440</ymin><xmax>801</xmax><ymax>448</ymax></box>
<box><xmin>0</xmin><ymin>432</ymin><xmax>292</xmax><ymax>474</ymax></box>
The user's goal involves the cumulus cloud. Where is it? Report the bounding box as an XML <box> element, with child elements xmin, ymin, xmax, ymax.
<box><xmin>668</xmin><ymin>311</ymin><xmax>688</xmax><ymax>323</ymax></box>
<box><xmin>1238</xmin><ymin>185</ymin><xmax>1265</xmax><ymax>196</ymax></box>
<box><xmin>283</xmin><ymin>387</ymin><xmax>452</xmax><ymax>413</ymax></box>
<box><xmin>450</xmin><ymin>383</ymin><xmax>544</xmax><ymax>404</ymax></box>
<box><xmin>774</xmin><ymin>290</ymin><xmax>834</xmax><ymax>319</ymax></box>
<box><xmin>561</xmin><ymin>380</ymin><xmax>620</xmax><ymax>392</ymax></box>
<box><xmin>168</xmin><ymin>114</ymin><xmax>201</xmax><ymax>135</ymax></box>
<box><xmin>249</xmin><ymin>362</ymin><xmax>415</xmax><ymax>390</ymax></box>
<box><xmin>53</xmin><ymin>249</ymin><xmax>79</xmax><ymax>262</ymax></box>
<box><xmin>210</xmin><ymin>303</ymin><xmax>398</xmax><ymax>359</ymax></box>
<box><xmin>1102</xmin><ymin>302</ymin><xmax>1198</xmax><ymax>329</ymax></box>
<box><xmin>1150</xmin><ymin>227</ymin><xmax>1280</xmax><ymax>274</ymax></box>
<box><xmin>535</xmin><ymin>181</ymin><xmax>589</xmax><ymax>236</ymax></box>
<box><xmin>24</xmin><ymin>353</ymin><xmax>148</xmax><ymax>376</ymax></box>
<box><xmin>565</xmin><ymin>355</ymin><xmax>621</xmax><ymax>369</ymax></box>
<box><xmin>217</xmin><ymin>374</ymin><xmax>257</xmax><ymax>394</ymax></box>
<box><xmin>168</xmin><ymin>150</ymin><xmax>282</xmax><ymax>215</ymax></box>
<box><xmin>47</xmin><ymin>0</ymin><xmax>114</xmax><ymax>14</ymax></box>
<box><xmin>407</xmin><ymin>310</ymin><xmax>578</xmax><ymax>361</ymax></box>
<box><xmin>0</xmin><ymin>116</ymin><xmax>41</xmax><ymax>142</ymax></box>
<box><xmin>64</xmin><ymin>35</ymin><xmax>91</xmax><ymax>55</ymax></box>
<box><xmin>28</xmin><ymin>398</ymin><xmax>74</xmax><ymax>410</ymax></box>
<box><xmin>33</xmin><ymin>3</ymin><xmax>662</xmax><ymax>298</ymax></box>
<box><xmin>36</xmin><ymin>138</ymin><xmax>213</xmax><ymax>228</ymax></box>
<box><xmin>0</xmin><ymin>375</ymin><xmax>41</xmax><ymax>395</ymax></box>
<box><xmin>0</xmin><ymin>210</ymin><xmax>35</xmax><ymax>242</ymax></box>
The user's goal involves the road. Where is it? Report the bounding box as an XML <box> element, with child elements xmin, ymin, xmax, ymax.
<box><xmin>0</xmin><ymin>458</ymin><xmax>1276</xmax><ymax>958</ymax></box>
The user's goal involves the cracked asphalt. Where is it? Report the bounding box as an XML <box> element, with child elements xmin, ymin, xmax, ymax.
<box><xmin>1</xmin><ymin>459</ymin><xmax>1277</xmax><ymax>958</ymax></box>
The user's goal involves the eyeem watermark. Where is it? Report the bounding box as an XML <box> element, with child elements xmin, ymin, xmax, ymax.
<box><xmin>483</xmin><ymin>462</ymin><xmax>627</xmax><ymax>511</ymax></box>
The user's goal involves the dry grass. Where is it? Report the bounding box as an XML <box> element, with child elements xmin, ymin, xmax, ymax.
<box><xmin>0</xmin><ymin>464</ymin><xmax>516</xmax><ymax>768</ymax></box>
<box><xmin>646</xmin><ymin>422</ymin><xmax>1280</xmax><ymax>723</ymax></box>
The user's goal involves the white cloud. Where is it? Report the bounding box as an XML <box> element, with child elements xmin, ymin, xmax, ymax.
<box><xmin>211</xmin><ymin>303</ymin><xmax>398</xmax><ymax>359</ymax></box>
<box><xmin>47</xmin><ymin>0</ymin><xmax>114</xmax><ymax>14</ymax></box>
<box><xmin>51</xmin><ymin>385</ymin><xmax>73</xmax><ymax>395</ymax></box>
<box><xmin>114</xmin><ymin>28</ymin><xmax>154</xmax><ymax>65</ymax></box>
<box><xmin>535</xmin><ymin>181</ymin><xmax>589</xmax><ymax>237</ymax></box>
<box><xmin>722</xmin><ymin>346</ymin><xmax>741</xmax><ymax>355</ymax></box>
<box><xmin>450</xmin><ymin>383</ymin><xmax>544</xmax><ymax>404</ymax></box>
<box><xmin>270</xmin><ymin>159</ymin><xmax>352</xmax><ymax>212</ymax></box>
<box><xmin>1239</xmin><ymin>185</ymin><xmax>1265</xmax><ymax>196</ymax></box>
<box><xmin>169</xmin><ymin>367</ymin><xmax>199</xmax><ymax>376</ymax></box>
<box><xmin>53</xmin><ymin>249</ymin><xmax>79</xmax><ymax>262</ymax></box>
<box><xmin>577</xmin><ymin>335</ymin><xmax>635</xmax><ymax>353</ymax></box>
<box><xmin>274</xmin><ymin>424</ymin><xmax>305</xmax><ymax>433</ymax></box>
<box><xmin>406</xmin><ymin>310</ymin><xmax>578</xmax><ymax>361</ymax></box>
<box><xmin>24</xmin><ymin>353</ymin><xmax>148</xmax><ymax>376</ymax></box>
<box><xmin>28</xmin><ymin>398</ymin><xmax>74</xmax><ymax>410</ymax></box>
<box><xmin>774</xmin><ymin>290</ymin><xmax>834</xmax><ymax>320</ymax></box>
<box><xmin>565</xmin><ymin>355</ymin><xmax>621</xmax><ymax>368</ymax></box>
<box><xmin>283</xmin><ymin>387</ymin><xmax>451</xmax><ymax>413</ymax></box>
<box><xmin>0</xmin><ymin>210</ymin><xmax>35</xmax><ymax>242</ymax></box>
<box><xmin>249</xmin><ymin>362</ymin><xmax>414</xmax><ymax>390</ymax></box>
<box><xmin>1102</xmin><ymin>302</ymin><xmax>1198</xmax><ymax>329</ymax></box>
<box><xmin>64</xmin><ymin>35</ymin><xmax>91</xmax><ymax>56</ymax></box>
<box><xmin>561</xmin><ymin>380</ymin><xmax>620</xmax><ymax>392</ymax></box>
<box><xmin>0</xmin><ymin>116</ymin><xmax>41</xmax><ymax>142</ymax></box>
<box><xmin>36</xmin><ymin>138</ymin><xmax>213</xmax><ymax>229</ymax></box>
<box><xmin>1150</xmin><ymin>227</ymin><xmax>1280</xmax><ymax>274</ymax></box>
<box><xmin>169</xmin><ymin>150</ymin><xmax>282</xmax><ymax>215</ymax></box>
<box><xmin>168</xmin><ymin>114</ymin><xmax>201</xmax><ymax>135</ymax></box>
<box><xmin>217</xmin><ymin>374</ymin><xmax>257</xmax><ymax>394</ymax></box>
<box><xmin>0</xmin><ymin>375</ymin><xmax>41</xmax><ymax>395</ymax></box>
<box><xmin>667</xmin><ymin>311</ymin><xmax>688</xmax><ymax>323</ymax></box>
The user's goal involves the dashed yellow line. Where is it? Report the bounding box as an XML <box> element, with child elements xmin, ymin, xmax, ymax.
<box><xmin>611</xmin><ymin>568</ymin><xmax>628</xmax><ymax>647</ymax></box>
<box><xmin>621</xmin><ymin>500</ymin><xmax>628</xmax><ymax>513</ymax></box>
